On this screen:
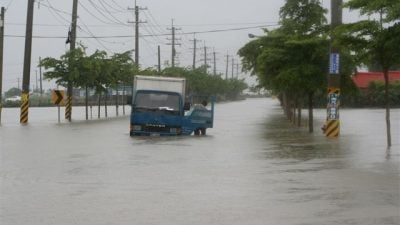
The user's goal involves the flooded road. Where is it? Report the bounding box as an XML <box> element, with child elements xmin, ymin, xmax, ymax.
<box><xmin>1</xmin><ymin>98</ymin><xmax>399</xmax><ymax>225</ymax></box>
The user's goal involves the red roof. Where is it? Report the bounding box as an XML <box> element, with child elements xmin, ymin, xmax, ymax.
<box><xmin>352</xmin><ymin>71</ymin><xmax>400</xmax><ymax>88</ymax></box>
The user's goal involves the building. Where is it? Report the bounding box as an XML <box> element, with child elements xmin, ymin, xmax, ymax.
<box><xmin>352</xmin><ymin>71</ymin><xmax>400</xmax><ymax>92</ymax></box>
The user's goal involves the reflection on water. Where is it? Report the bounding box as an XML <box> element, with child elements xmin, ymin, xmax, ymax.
<box><xmin>261</xmin><ymin>112</ymin><xmax>345</xmax><ymax>161</ymax></box>
<box><xmin>1</xmin><ymin>99</ymin><xmax>399</xmax><ymax>225</ymax></box>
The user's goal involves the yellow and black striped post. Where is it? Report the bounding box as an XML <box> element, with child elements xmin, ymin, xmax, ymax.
<box><xmin>20</xmin><ymin>92</ymin><xmax>29</xmax><ymax>124</ymax></box>
<box><xmin>65</xmin><ymin>95</ymin><xmax>72</xmax><ymax>121</ymax></box>
<box><xmin>20</xmin><ymin>0</ymin><xmax>35</xmax><ymax>124</ymax></box>
<box><xmin>325</xmin><ymin>87</ymin><xmax>340</xmax><ymax>137</ymax></box>
<box><xmin>325</xmin><ymin>119</ymin><xmax>340</xmax><ymax>137</ymax></box>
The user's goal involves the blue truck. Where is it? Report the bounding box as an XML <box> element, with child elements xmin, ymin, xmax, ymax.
<box><xmin>129</xmin><ymin>75</ymin><xmax>214</xmax><ymax>136</ymax></box>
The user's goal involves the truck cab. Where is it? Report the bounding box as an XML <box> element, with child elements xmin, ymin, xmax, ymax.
<box><xmin>130</xmin><ymin>90</ymin><xmax>185</xmax><ymax>136</ymax></box>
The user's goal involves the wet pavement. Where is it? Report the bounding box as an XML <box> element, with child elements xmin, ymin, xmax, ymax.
<box><xmin>1</xmin><ymin>98</ymin><xmax>399</xmax><ymax>225</ymax></box>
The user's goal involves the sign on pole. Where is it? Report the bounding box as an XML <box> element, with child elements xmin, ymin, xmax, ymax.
<box><xmin>52</xmin><ymin>90</ymin><xmax>65</xmax><ymax>106</ymax></box>
<box><xmin>329</xmin><ymin>53</ymin><xmax>340</xmax><ymax>74</ymax></box>
<box><xmin>52</xmin><ymin>90</ymin><xmax>65</xmax><ymax>123</ymax></box>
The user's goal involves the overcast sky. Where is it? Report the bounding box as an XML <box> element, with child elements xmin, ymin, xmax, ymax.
<box><xmin>1</xmin><ymin>0</ymin><xmax>359</xmax><ymax>92</ymax></box>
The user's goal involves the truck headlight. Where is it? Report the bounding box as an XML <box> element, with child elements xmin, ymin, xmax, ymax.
<box><xmin>133</xmin><ymin>125</ymin><xmax>142</xmax><ymax>131</ymax></box>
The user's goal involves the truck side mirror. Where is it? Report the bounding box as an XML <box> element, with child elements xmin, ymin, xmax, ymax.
<box><xmin>184</xmin><ymin>102</ymin><xmax>191</xmax><ymax>111</ymax></box>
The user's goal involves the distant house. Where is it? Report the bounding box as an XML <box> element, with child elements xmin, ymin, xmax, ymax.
<box><xmin>352</xmin><ymin>71</ymin><xmax>400</xmax><ymax>92</ymax></box>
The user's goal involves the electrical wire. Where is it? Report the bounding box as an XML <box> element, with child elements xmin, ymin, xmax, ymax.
<box><xmin>110</xmin><ymin>0</ymin><xmax>126</xmax><ymax>11</ymax></box>
<box><xmin>96</xmin><ymin>0</ymin><xmax>129</xmax><ymax>24</ymax></box>
<box><xmin>40</xmin><ymin>2</ymin><xmax>71</xmax><ymax>16</ymax></box>
<box><xmin>79</xmin><ymin>1</ymin><xmax>126</xmax><ymax>26</ymax></box>
<box><xmin>98</xmin><ymin>0</ymin><xmax>127</xmax><ymax>14</ymax></box>
<box><xmin>77</xmin><ymin>18</ymin><xmax>112</xmax><ymax>52</ymax></box>
<box><xmin>43</xmin><ymin>0</ymin><xmax>71</xmax><ymax>25</ymax></box>
<box><xmin>5</xmin><ymin>24</ymin><xmax>276</xmax><ymax>39</ymax></box>
<box><xmin>85</xmin><ymin>0</ymin><xmax>128</xmax><ymax>26</ymax></box>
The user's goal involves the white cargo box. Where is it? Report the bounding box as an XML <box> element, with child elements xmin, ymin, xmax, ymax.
<box><xmin>134</xmin><ymin>75</ymin><xmax>186</xmax><ymax>101</ymax></box>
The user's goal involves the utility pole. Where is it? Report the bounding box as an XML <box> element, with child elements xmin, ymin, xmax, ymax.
<box><xmin>157</xmin><ymin>45</ymin><xmax>161</xmax><ymax>72</ymax></box>
<box><xmin>39</xmin><ymin>57</ymin><xmax>43</xmax><ymax>95</ymax></box>
<box><xmin>35</xmin><ymin>70</ymin><xmax>38</xmax><ymax>92</ymax></box>
<box><xmin>134</xmin><ymin>5</ymin><xmax>139</xmax><ymax>66</ymax></box>
<box><xmin>231</xmin><ymin>57</ymin><xmax>234</xmax><ymax>79</ymax></box>
<box><xmin>225</xmin><ymin>54</ymin><xmax>229</xmax><ymax>80</ymax></box>
<box><xmin>191</xmin><ymin>37</ymin><xmax>198</xmax><ymax>69</ymax></box>
<box><xmin>203</xmin><ymin>44</ymin><xmax>207</xmax><ymax>72</ymax></box>
<box><xmin>172</xmin><ymin>24</ymin><xmax>176</xmax><ymax>68</ymax></box>
<box><xmin>18</xmin><ymin>78</ymin><xmax>20</xmax><ymax>89</ymax></box>
<box><xmin>20</xmin><ymin>0</ymin><xmax>35</xmax><ymax>124</ymax></box>
<box><xmin>213</xmin><ymin>50</ymin><xmax>217</xmax><ymax>76</ymax></box>
<box><xmin>167</xmin><ymin>19</ymin><xmax>181</xmax><ymax>68</ymax></box>
<box><xmin>325</xmin><ymin>0</ymin><xmax>342</xmax><ymax>137</ymax></box>
<box><xmin>65</xmin><ymin>0</ymin><xmax>78</xmax><ymax>122</ymax></box>
<box><xmin>0</xmin><ymin>7</ymin><xmax>4</xmax><ymax>124</ymax></box>
<box><xmin>236</xmin><ymin>62</ymin><xmax>239</xmax><ymax>78</ymax></box>
<box><xmin>128</xmin><ymin>3</ymin><xmax>146</xmax><ymax>67</ymax></box>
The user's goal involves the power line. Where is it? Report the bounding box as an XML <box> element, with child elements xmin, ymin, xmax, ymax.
<box><xmin>97</xmin><ymin>0</ymin><xmax>127</xmax><ymax>14</ymax></box>
<box><xmin>5</xmin><ymin>24</ymin><xmax>277</xmax><ymax>39</ymax></box>
<box><xmin>110</xmin><ymin>0</ymin><xmax>126</xmax><ymax>11</ymax></box>
<box><xmin>90</xmin><ymin>0</ymin><xmax>128</xmax><ymax>25</ymax></box>
<box><xmin>77</xmin><ymin>19</ymin><xmax>112</xmax><ymax>52</ymax></box>
<box><xmin>43</xmin><ymin>0</ymin><xmax>70</xmax><ymax>25</ymax></box>
<box><xmin>79</xmin><ymin>1</ymin><xmax>129</xmax><ymax>26</ymax></box>
<box><xmin>40</xmin><ymin>2</ymin><xmax>71</xmax><ymax>16</ymax></box>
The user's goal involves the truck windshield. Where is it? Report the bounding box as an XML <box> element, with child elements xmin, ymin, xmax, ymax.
<box><xmin>134</xmin><ymin>92</ymin><xmax>180</xmax><ymax>112</ymax></box>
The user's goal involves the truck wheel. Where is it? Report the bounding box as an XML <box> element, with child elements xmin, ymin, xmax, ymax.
<box><xmin>200</xmin><ymin>128</ymin><xmax>206</xmax><ymax>135</ymax></box>
<box><xmin>194</xmin><ymin>129</ymin><xmax>200</xmax><ymax>135</ymax></box>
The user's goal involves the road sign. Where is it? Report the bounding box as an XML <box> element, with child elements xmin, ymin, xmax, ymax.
<box><xmin>52</xmin><ymin>90</ymin><xmax>65</xmax><ymax>106</ymax></box>
<box><xmin>329</xmin><ymin>53</ymin><xmax>340</xmax><ymax>74</ymax></box>
<box><xmin>327</xmin><ymin>88</ymin><xmax>340</xmax><ymax>120</ymax></box>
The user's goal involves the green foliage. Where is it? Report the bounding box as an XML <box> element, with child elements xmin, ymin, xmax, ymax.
<box><xmin>40</xmin><ymin>47</ymin><xmax>138</xmax><ymax>95</ymax></box>
<box><xmin>365</xmin><ymin>81</ymin><xmax>400</xmax><ymax>106</ymax></box>
<box><xmin>338</xmin><ymin>1</ymin><xmax>400</xmax><ymax>71</ymax></box>
<box><xmin>239</xmin><ymin>0</ymin><xmax>333</xmax><ymax>100</ymax></box>
<box><xmin>160</xmin><ymin>67</ymin><xmax>247</xmax><ymax>100</ymax></box>
<box><xmin>344</xmin><ymin>0</ymin><xmax>400</xmax><ymax>22</ymax></box>
<box><xmin>279</xmin><ymin>0</ymin><xmax>328</xmax><ymax>35</ymax></box>
<box><xmin>4</xmin><ymin>87</ymin><xmax>22</xmax><ymax>98</ymax></box>
<box><xmin>40</xmin><ymin>47</ymin><xmax>245</xmax><ymax>101</ymax></box>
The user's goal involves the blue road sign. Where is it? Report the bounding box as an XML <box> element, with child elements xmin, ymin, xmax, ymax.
<box><xmin>329</xmin><ymin>53</ymin><xmax>340</xmax><ymax>74</ymax></box>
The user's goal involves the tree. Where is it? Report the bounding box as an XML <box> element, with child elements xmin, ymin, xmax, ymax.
<box><xmin>40</xmin><ymin>48</ymin><xmax>86</xmax><ymax>88</ymax></box>
<box><xmin>109</xmin><ymin>51</ymin><xmax>138</xmax><ymax>115</ymax></box>
<box><xmin>337</xmin><ymin>0</ymin><xmax>400</xmax><ymax>147</ymax></box>
<box><xmin>160</xmin><ymin>66</ymin><xmax>247</xmax><ymax>100</ymax></box>
<box><xmin>239</xmin><ymin>0</ymin><xmax>331</xmax><ymax>132</ymax></box>
<box><xmin>40</xmin><ymin>47</ymin><xmax>138</xmax><ymax>119</ymax></box>
<box><xmin>4</xmin><ymin>87</ymin><xmax>22</xmax><ymax>98</ymax></box>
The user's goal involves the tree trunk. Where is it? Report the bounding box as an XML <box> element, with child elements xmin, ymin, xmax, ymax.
<box><xmin>85</xmin><ymin>86</ymin><xmax>88</xmax><ymax>120</ymax></box>
<box><xmin>122</xmin><ymin>84</ymin><xmax>125</xmax><ymax>115</ymax></box>
<box><xmin>282</xmin><ymin>93</ymin><xmax>288</xmax><ymax>118</ymax></box>
<box><xmin>383</xmin><ymin>69</ymin><xmax>392</xmax><ymax>147</ymax></box>
<box><xmin>105</xmin><ymin>90</ymin><xmax>108</xmax><ymax>118</ymax></box>
<box><xmin>115</xmin><ymin>87</ymin><xmax>119</xmax><ymax>116</ymax></box>
<box><xmin>98</xmin><ymin>94</ymin><xmax>101</xmax><ymax>119</ymax></box>
<box><xmin>297</xmin><ymin>104</ymin><xmax>302</xmax><ymax>127</ymax></box>
<box><xmin>292</xmin><ymin>99</ymin><xmax>297</xmax><ymax>125</ymax></box>
<box><xmin>308</xmin><ymin>92</ymin><xmax>314</xmax><ymax>133</ymax></box>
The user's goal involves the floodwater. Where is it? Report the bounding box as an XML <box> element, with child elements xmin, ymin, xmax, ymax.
<box><xmin>0</xmin><ymin>98</ymin><xmax>399</xmax><ymax>225</ymax></box>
